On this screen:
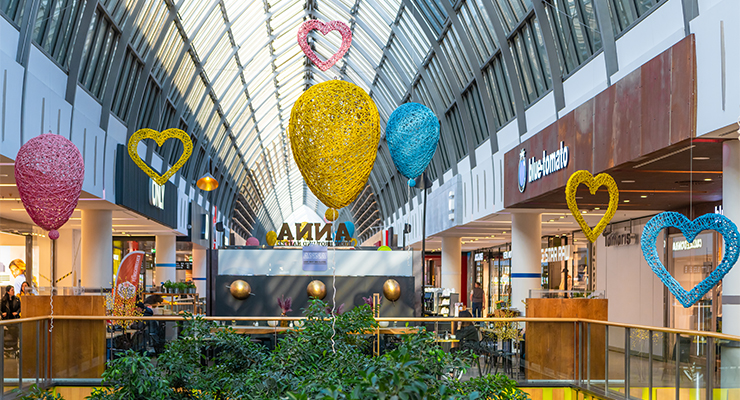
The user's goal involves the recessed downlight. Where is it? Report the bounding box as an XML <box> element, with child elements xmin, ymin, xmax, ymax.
<box><xmin>704</xmin><ymin>178</ymin><xmax>713</xmax><ymax>182</ymax></box>
<box><xmin>594</xmin><ymin>207</ymin><xmax>600</xmax><ymax>210</ymax></box>
<box><xmin>641</xmin><ymin>195</ymin><xmax>647</xmax><ymax>198</ymax></box>
<box><xmin>622</xmin><ymin>180</ymin><xmax>635</xmax><ymax>183</ymax></box>
<box><xmin>624</xmin><ymin>200</ymin><xmax>630</xmax><ymax>203</ymax></box>
<box><xmin>693</xmin><ymin>157</ymin><xmax>710</xmax><ymax>160</ymax></box>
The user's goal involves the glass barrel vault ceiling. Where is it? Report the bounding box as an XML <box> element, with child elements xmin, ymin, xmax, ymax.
<box><xmin>1</xmin><ymin>0</ymin><xmax>662</xmax><ymax>241</ymax></box>
<box><xmin>170</xmin><ymin>0</ymin><xmax>661</xmax><ymax>241</ymax></box>
<box><xmin>174</xmin><ymin>0</ymin><xmax>409</xmax><ymax>238</ymax></box>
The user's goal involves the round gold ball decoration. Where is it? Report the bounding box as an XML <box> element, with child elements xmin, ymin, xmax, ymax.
<box><xmin>289</xmin><ymin>80</ymin><xmax>380</xmax><ymax>209</ymax></box>
<box><xmin>266</xmin><ymin>231</ymin><xmax>277</xmax><ymax>246</ymax></box>
<box><xmin>325</xmin><ymin>208</ymin><xmax>339</xmax><ymax>222</ymax></box>
<box><xmin>383</xmin><ymin>279</ymin><xmax>401</xmax><ymax>302</ymax></box>
<box><xmin>230</xmin><ymin>280</ymin><xmax>251</xmax><ymax>300</ymax></box>
<box><xmin>307</xmin><ymin>280</ymin><xmax>327</xmax><ymax>300</ymax></box>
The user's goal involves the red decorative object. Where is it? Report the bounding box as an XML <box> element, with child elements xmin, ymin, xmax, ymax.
<box><xmin>14</xmin><ymin>133</ymin><xmax>84</xmax><ymax>240</ymax></box>
<box><xmin>297</xmin><ymin>20</ymin><xmax>352</xmax><ymax>71</ymax></box>
<box><xmin>246</xmin><ymin>237</ymin><xmax>260</xmax><ymax>246</ymax></box>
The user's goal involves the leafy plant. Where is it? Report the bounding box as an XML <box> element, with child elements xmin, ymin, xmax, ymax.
<box><xmin>16</xmin><ymin>385</ymin><xmax>63</xmax><ymax>400</ymax></box>
<box><xmin>88</xmin><ymin>349</ymin><xmax>171</xmax><ymax>400</ymax></box>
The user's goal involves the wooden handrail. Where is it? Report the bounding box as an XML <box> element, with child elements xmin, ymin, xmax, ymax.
<box><xmin>4</xmin><ymin>315</ymin><xmax>740</xmax><ymax>341</ymax></box>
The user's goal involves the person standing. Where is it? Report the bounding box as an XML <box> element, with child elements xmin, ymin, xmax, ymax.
<box><xmin>8</xmin><ymin>259</ymin><xmax>27</xmax><ymax>294</ymax></box>
<box><xmin>1</xmin><ymin>286</ymin><xmax>20</xmax><ymax>320</ymax></box>
<box><xmin>469</xmin><ymin>281</ymin><xmax>485</xmax><ymax>318</ymax></box>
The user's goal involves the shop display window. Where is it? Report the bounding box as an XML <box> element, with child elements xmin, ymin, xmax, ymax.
<box><xmin>667</xmin><ymin>231</ymin><xmax>719</xmax><ymax>332</ymax></box>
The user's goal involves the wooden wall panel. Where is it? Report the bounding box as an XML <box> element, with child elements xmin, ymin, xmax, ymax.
<box><xmin>641</xmin><ymin>50</ymin><xmax>671</xmax><ymax>155</ymax></box>
<box><xmin>525</xmin><ymin>299</ymin><xmax>607</xmax><ymax>381</ymax></box>
<box><xmin>614</xmin><ymin>70</ymin><xmax>642</xmax><ymax>166</ymax></box>
<box><xmin>20</xmin><ymin>296</ymin><xmax>105</xmax><ymax>379</ymax></box>
<box><xmin>670</xmin><ymin>35</ymin><xmax>696</xmax><ymax>144</ymax></box>
<box><xmin>504</xmin><ymin>35</ymin><xmax>696</xmax><ymax>207</ymax></box>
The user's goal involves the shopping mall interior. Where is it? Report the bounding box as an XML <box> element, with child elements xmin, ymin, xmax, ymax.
<box><xmin>0</xmin><ymin>0</ymin><xmax>739</xmax><ymax>398</ymax></box>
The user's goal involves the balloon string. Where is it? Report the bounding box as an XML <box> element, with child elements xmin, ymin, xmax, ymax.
<box><xmin>330</xmin><ymin>216</ymin><xmax>337</xmax><ymax>354</ymax></box>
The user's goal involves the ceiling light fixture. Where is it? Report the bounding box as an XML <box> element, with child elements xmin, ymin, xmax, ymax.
<box><xmin>704</xmin><ymin>178</ymin><xmax>712</xmax><ymax>182</ymax></box>
<box><xmin>632</xmin><ymin>145</ymin><xmax>695</xmax><ymax>169</ymax></box>
<box><xmin>197</xmin><ymin>157</ymin><xmax>219</xmax><ymax>191</ymax></box>
<box><xmin>624</xmin><ymin>200</ymin><xmax>630</xmax><ymax>203</ymax></box>
<box><xmin>641</xmin><ymin>195</ymin><xmax>647</xmax><ymax>198</ymax></box>
<box><xmin>594</xmin><ymin>207</ymin><xmax>600</xmax><ymax>210</ymax></box>
<box><xmin>621</xmin><ymin>180</ymin><xmax>635</xmax><ymax>183</ymax></box>
<box><xmin>693</xmin><ymin>157</ymin><xmax>710</xmax><ymax>160</ymax></box>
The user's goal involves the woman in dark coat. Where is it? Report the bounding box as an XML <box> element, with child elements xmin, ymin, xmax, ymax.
<box><xmin>1</xmin><ymin>286</ymin><xmax>20</xmax><ymax>320</ymax></box>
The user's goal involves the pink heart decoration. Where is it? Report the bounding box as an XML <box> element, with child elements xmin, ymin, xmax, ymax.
<box><xmin>297</xmin><ymin>20</ymin><xmax>352</xmax><ymax>71</ymax></box>
<box><xmin>14</xmin><ymin>133</ymin><xmax>85</xmax><ymax>240</ymax></box>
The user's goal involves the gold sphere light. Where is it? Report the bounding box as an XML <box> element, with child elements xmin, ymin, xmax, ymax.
<box><xmin>307</xmin><ymin>280</ymin><xmax>327</xmax><ymax>300</ymax></box>
<box><xmin>325</xmin><ymin>208</ymin><xmax>339</xmax><ymax>222</ymax></box>
<box><xmin>383</xmin><ymin>279</ymin><xmax>401</xmax><ymax>302</ymax></box>
<box><xmin>230</xmin><ymin>280</ymin><xmax>251</xmax><ymax>300</ymax></box>
<box><xmin>197</xmin><ymin>172</ymin><xmax>219</xmax><ymax>191</ymax></box>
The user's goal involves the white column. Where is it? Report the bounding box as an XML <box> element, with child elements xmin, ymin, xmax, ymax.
<box><xmin>81</xmin><ymin>210</ymin><xmax>113</xmax><ymax>288</ymax></box>
<box><xmin>511</xmin><ymin>212</ymin><xmax>542</xmax><ymax>316</ymax></box>
<box><xmin>722</xmin><ymin>140</ymin><xmax>740</xmax><ymax>386</ymax></box>
<box><xmin>192</xmin><ymin>246</ymin><xmax>207</xmax><ymax>298</ymax></box>
<box><xmin>155</xmin><ymin>235</ymin><xmax>177</xmax><ymax>286</ymax></box>
<box><xmin>441</xmin><ymin>237</ymin><xmax>461</xmax><ymax>293</ymax></box>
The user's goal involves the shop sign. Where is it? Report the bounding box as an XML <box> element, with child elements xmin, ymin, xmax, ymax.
<box><xmin>521</xmin><ymin>141</ymin><xmax>569</xmax><ymax>192</ymax></box>
<box><xmin>502</xmin><ymin>245</ymin><xmax>571</xmax><ymax>262</ymax></box>
<box><xmin>604</xmin><ymin>232</ymin><xmax>640</xmax><ymax>247</ymax></box>
<box><xmin>149</xmin><ymin>179</ymin><xmax>165</xmax><ymax>210</ymax></box>
<box><xmin>715</xmin><ymin>205</ymin><xmax>724</xmax><ymax>215</ymax></box>
<box><xmin>474</xmin><ymin>253</ymin><xmax>484</xmax><ymax>262</ymax></box>
<box><xmin>275</xmin><ymin>222</ymin><xmax>353</xmax><ymax>246</ymax></box>
<box><xmin>683</xmin><ymin>263</ymin><xmax>713</xmax><ymax>274</ymax></box>
<box><xmin>672</xmin><ymin>238</ymin><xmax>703</xmax><ymax>251</ymax></box>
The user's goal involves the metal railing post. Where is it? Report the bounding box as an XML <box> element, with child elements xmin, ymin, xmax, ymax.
<box><xmin>605</xmin><ymin>325</ymin><xmax>609</xmax><ymax>393</ymax></box>
<box><xmin>648</xmin><ymin>330</ymin><xmax>653</xmax><ymax>400</ymax></box>
<box><xmin>18</xmin><ymin>323</ymin><xmax>22</xmax><ymax>391</ymax></box>
<box><xmin>578</xmin><ymin>321</ymin><xmax>583</xmax><ymax>384</ymax></box>
<box><xmin>36</xmin><ymin>320</ymin><xmax>39</xmax><ymax>386</ymax></box>
<box><xmin>1</xmin><ymin>323</ymin><xmax>4</xmax><ymax>399</ymax></box>
<box><xmin>675</xmin><ymin>333</ymin><xmax>680</xmax><ymax>400</ymax></box>
<box><xmin>573</xmin><ymin>322</ymin><xmax>578</xmax><ymax>382</ymax></box>
<box><xmin>706</xmin><ymin>336</ymin><xmax>714</xmax><ymax>400</ymax></box>
<box><xmin>587</xmin><ymin>322</ymin><xmax>591</xmax><ymax>388</ymax></box>
<box><xmin>625</xmin><ymin>327</ymin><xmax>630</xmax><ymax>399</ymax></box>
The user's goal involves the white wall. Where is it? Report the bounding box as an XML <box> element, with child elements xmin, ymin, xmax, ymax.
<box><xmin>596</xmin><ymin>221</ymin><xmax>665</xmax><ymax>327</ymax></box>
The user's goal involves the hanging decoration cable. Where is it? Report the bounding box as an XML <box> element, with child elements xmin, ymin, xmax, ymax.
<box><xmin>330</xmin><ymin>215</ymin><xmax>337</xmax><ymax>354</ymax></box>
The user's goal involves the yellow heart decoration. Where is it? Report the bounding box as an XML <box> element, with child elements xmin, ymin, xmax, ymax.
<box><xmin>565</xmin><ymin>170</ymin><xmax>619</xmax><ymax>242</ymax></box>
<box><xmin>127</xmin><ymin>128</ymin><xmax>193</xmax><ymax>186</ymax></box>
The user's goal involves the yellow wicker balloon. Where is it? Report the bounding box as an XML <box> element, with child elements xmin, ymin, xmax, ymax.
<box><xmin>289</xmin><ymin>80</ymin><xmax>380</xmax><ymax>209</ymax></box>
<box><xmin>325</xmin><ymin>208</ymin><xmax>339</xmax><ymax>222</ymax></box>
<box><xmin>128</xmin><ymin>128</ymin><xmax>192</xmax><ymax>185</ymax></box>
<box><xmin>565</xmin><ymin>170</ymin><xmax>619</xmax><ymax>242</ymax></box>
<box><xmin>266</xmin><ymin>231</ymin><xmax>277</xmax><ymax>246</ymax></box>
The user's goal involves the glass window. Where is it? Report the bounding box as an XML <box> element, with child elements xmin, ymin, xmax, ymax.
<box><xmin>482</xmin><ymin>55</ymin><xmax>515</xmax><ymax>128</ymax></box>
<box><xmin>100</xmin><ymin>0</ymin><xmax>135</xmax><ymax>26</ymax></box>
<box><xmin>459</xmin><ymin>0</ymin><xmax>500</xmax><ymax>64</ymax></box>
<box><xmin>544</xmin><ymin>0</ymin><xmax>602</xmax><ymax>75</ymax></box>
<box><xmin>427</xmin><ymin>56</ymin><xmax>454</xmax><ymax>106</ymax></box>
<box><xmin>32</xmin><ymin>0</ymin><xmax>85</xmax><ymax>69</ymax></box>
<box><xmin>1</xmin><ymin>0</ymin><xmax>26</xmax><ymax>25</ymax></box>
<box><xmin>111</xmin><ymin>48</ymin><xmax>142</xmax><ymax>121</ymax></box>
<box><xmin>608</xmin><ymin>0</ymin><xmax>661</xmax><ymax>35</ymax></box>
<box><xmin>136</xmin><ymin>77</ymin><xmax>162</xmax><ymax>130</ymax></box>
<box><xmin>444</xmin><ymin>104</ymin><xmax>468</xmax><ymax>162</ymax></box>
<box><xmin>462</xmin><ymin>83</ymin><xmax>489</xmax><ymax>147</ymax></box>
<box><xmin>509</xmin><ymin>16</ymin><xmax>551</xmax><ymax>105</ymax></box>
<box><xmin>494</xmin><ymin>0</ymin><xmax>530</xmax><ymax>31</ymax></box>
<box><xmin>130</xmin><ymin>0</ymin><xmax>168</xmax><ymax>60</ymax></box>
<box><xmin>440</xmin><ymin>25</ymin><xmax>474</xmax><ymax>87</ymax></box>
<box><xmin>416</xmin><ymin>0</ymin><xmax>448</xmax><ymax>35</ymax></box>
<box><xmin>77</xmin><ymin>9</ymin><xmax>119</xmax><ymax>100</ymax></box>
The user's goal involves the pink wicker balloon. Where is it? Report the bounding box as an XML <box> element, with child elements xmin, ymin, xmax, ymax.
<box><xmin>246</xmin><ymin>237</ymin><xmax>260</xmax><ymax>246</ymax></box>
<box><xmin>14</xmin><ymin>133</ymin><xmax>85</xmax><ymax>240</ymax></box>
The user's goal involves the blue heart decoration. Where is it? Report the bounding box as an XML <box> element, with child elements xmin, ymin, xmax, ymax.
<box><xmin>641</xmin><ymin>212</ymin><xmax>740</xmax><ymax>308</ymax></box>
<box><xmin>385</xmin><ymin>103</ymin><xmax>440</xmax><ymax>180</ymax></box>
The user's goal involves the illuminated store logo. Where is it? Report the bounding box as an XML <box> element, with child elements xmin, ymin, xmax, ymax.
<box><xmin>517</xmin><ymin>149</ymin><xmax>527</xmax><ymax>192</ymax></box>
<box><xmin>527</xmin><ymin>141</ymin><xmax>569</xmax><ymax>185</ymax></box>
<box><xmin>276</xmin><ymin>222</ymin><xmax>353</xmax><ymax>246</ymax></box>
<box><xmin>149</xmin><ymin>179</ymin><xmax>165</xmax><ymax>210</ymax></box>
<box><xmin>502</xmin><ymin>245</ymin><xmax>571</xmax><ymax>262</ymax></box>
<box><xmin>672</xmin><ymin>239</ymin><xmax>702</xmax><ymax>251</ymax></box>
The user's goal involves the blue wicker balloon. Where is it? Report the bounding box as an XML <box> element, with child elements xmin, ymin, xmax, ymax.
<box><xmin>345</xmin><ymin>221</ymin><xmax>355</xmax><ymax>238</ymax></box>
<box><xmin>641</xmin><ymin>212</ymin><xmax>740</xmax><ymax>308</ymax></box>
<box><xmin>386</xmin><ymin>103</ymin><xmax>440</xmax><ymax>180</ymax></box>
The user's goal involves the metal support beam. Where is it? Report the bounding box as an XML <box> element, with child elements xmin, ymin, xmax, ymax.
<box><xmin>531</xmin><ymin>0</ymin><xmax>565</xmax><ymax>112</ymax></box>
